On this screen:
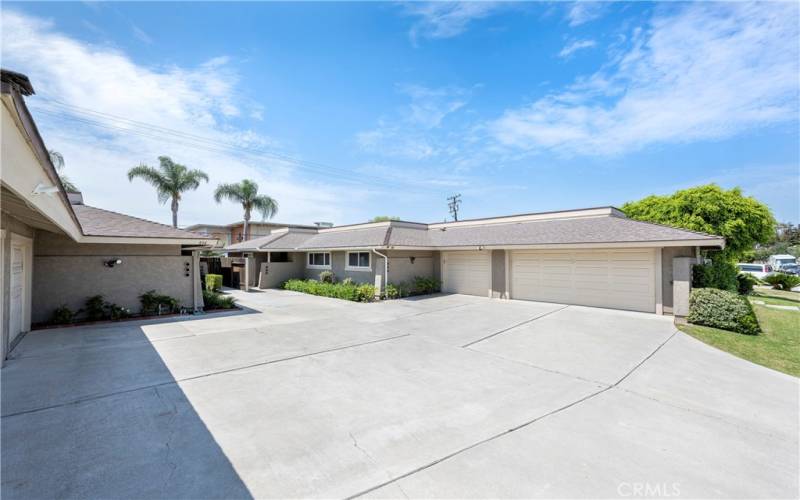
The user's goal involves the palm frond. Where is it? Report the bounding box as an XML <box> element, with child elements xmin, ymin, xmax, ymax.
<box><xmin>48</xmin><ymin>150</ymin><xmax>65</xmax><ymax>171</ymax></box>
<box><xmin>252</xmin><ymin>195</ymin><xmax>278</xmax><ymax>220</ymax></box>
<box><xmin>214</xmin><ymin>183</ymin><xmax>245</xmax><ymax>204</ymax></box>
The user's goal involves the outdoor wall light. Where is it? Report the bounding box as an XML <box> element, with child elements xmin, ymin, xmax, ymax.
<box><xmin>104</xmin><ymin>258</ymin><xmax>122</xmax><ymax>268</ymax></box>
<box><xmin>409</xmin><ymin>256</ymin><xmax>416</xmax><ymax>264</ymax></box>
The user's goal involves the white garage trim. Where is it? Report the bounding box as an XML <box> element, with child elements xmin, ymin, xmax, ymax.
<box><xmin>8</xmin><ymin>232</ymin><xmax>33</xmax><ymax>347</ymax></box>
<box><xmin>510</xmin><ymin>248</ymin><xmax>656</xmax><ymax>313</ymax></box>
<box><xmin>441</xmin><ymin>250</ymin><xmax>491</xmax><ymax>298</ymax></box>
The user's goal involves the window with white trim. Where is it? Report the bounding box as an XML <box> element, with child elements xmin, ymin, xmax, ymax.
<box><xmin>307</xmin><ymin>252</ymin><xmax>331</xmax><ymax>268</ymax></box>
<box><xmin>346</xmin><ymin>251</ymin><xmax>371</xmax><ymax>271</ymax></box>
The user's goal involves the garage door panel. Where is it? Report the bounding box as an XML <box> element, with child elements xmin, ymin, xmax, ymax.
<box><xmin>511</xmin><ymin>249</ymin><xmax>656</xmax><ymax>313</ymax></box>
<box><xmin>442</xmin><ymin>251</ymin><xmax>490</xmax><ymax>297</ymax></box>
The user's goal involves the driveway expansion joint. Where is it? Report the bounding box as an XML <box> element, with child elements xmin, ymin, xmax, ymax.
<box><xmin>1</xmin><ymin>333</ymin><xmax>411</xmax><ymax>419</ymax></box>
<box><xmin>460</xmin><ymin>305</ymin><xmax>570</xmax><ymax>348</ymax></box>
<box><xmin>347</xmin><ymin>328</ymin><xmax>681</xmax><ymax>499</ymax></box>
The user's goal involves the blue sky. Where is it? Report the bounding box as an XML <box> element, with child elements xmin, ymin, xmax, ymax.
<box><xmin>2</xmin><ymin>2</ymin><xmax>798</xmax><ymax>226</ymax></box>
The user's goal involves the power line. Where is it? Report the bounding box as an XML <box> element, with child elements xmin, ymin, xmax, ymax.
<box><xmin>29</xmin><ymin>99</ymin><xmax>436</xmax><ymax>191</ymax></box>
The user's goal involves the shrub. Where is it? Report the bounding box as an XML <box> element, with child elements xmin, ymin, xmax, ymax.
<box><xmin>107</xmin><ymin>304</ymin><xmax>132</xmax><ymax>321</ymax></box>
<box><xmin>412</xmin><ymin>276</ymin><xmax>441</xmax><ymax>295</ymax></box>
<box><xmin>341</xmin><ymin>277</ymin><xmax>354</xmax><ymax>286</ymax></box>
<box><xmin>50</xmin><ymin>305</ymin><xmax>77</xmax><ymax>325</ymax></box>
<box><xmin>764</xmin><ymin>273</ymin><xmax>800</xmax><ymax>291</ymax></box>
<box><xmin>283</xmin><ymin>279</ymin><xmax>375</xmax><ymax>302</ymax></box>
<box><xmin>736</xmin><ymin>273</ymin><xmax>758</xmax><ymax>295</ymax></box>
<box><xmin>205</xmin><ymin>274</ymin><xmax>223</xmax><ymax>292</ymax></box>
<box><xmin>319</xmin><ymin>270</ymin><xmax>336</xmax><ymax>283</ymax></box>
<box><xmin>203</xmin><ymin>290</ymin><xmax>237</xmax><ymax>309</ymax></box>
<box><xmin>692</xmin><ymin>260</ymin><xmax>738</xmax><ymax>293</ymax></box>
<box><xmin>85</xmin><ymin>295</ymin><xmax>106</xmax><ymax>321</ymax></box>
<box><xmin>687</xmin><ymin>288</ymin><xmax>760</xmax><ymax>335</ymax></box>
<box><xmin>139</xmin><ymin>290</ymin><xmax>179</xmax><ymax>316</ymax></box>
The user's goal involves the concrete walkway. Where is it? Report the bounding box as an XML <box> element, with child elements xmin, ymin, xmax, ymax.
<box><xmin>2</xmin><ymin>290</ymin><xmax>797</xmax><ymax>499</ymax></box>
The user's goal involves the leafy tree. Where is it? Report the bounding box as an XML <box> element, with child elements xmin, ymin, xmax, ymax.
<box><xmin>621</xmin><ymin>184</ymin><xmax>776</xmax><ymax>259</ymax></box>
<box><xmin>48</xmin><ymin>149</ymin><xmax>79</xmax><ymax>192</ymax></box>
<box><xmin>214</xmin><ymin>179</ymin><xmax>278</xmax><ymax>241</ymax></box>
<box><xmin>370</xmin><ymin>216</ymin><xmax>400</xmax><ymax>222</ymax></box>
<box><xmin>128</xmin><ymin>156</ymin><xmax>209</xmax><ymax>228</ymax></box>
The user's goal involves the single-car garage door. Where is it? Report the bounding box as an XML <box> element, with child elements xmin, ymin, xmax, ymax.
<box><xmin>510</xmin><ymin>249</ymin><xmax>656</xmax><ymax>312</ymax></box>
<box><xmin>442</xmin><ymin>251</ymin><xmax>490</xmax><ymax>297</ymax></box>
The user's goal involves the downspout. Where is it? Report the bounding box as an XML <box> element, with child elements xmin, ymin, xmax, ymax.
<box><xmin>372</xmin><ymin>248</ymin><xmax>389</xmax><ymax>298</ymax></box>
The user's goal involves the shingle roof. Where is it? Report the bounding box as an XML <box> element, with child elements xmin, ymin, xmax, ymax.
<box><xmin>221</xmin><ymin>210</ymin><xmax>723</xmax><ymax>252</ymax></box>
<box><xmin>407</xmin><ymin>216</ymin><xmax>720</xmax><ymax>248</ymax></box>
<box><xmin>74</xmin><ymin>205</ymin><xmax>212</xmax><ymax>239</ymax></box>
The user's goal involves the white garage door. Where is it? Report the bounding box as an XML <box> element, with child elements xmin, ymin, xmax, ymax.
<box><xmin>442</xmin><ymin>251</ymin><xmax>490</xmax><ymax>297</ymax></box>
<box><xmin>511</xmin><ymin>249</ymin><xmax>656</xmax><ymax>312</ymax></box>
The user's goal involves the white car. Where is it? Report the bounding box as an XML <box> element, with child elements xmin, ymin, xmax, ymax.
<box><xmin>737</xmin><ymin>263</ymin><xmax>774</xmax><ymax>280</ymax></box>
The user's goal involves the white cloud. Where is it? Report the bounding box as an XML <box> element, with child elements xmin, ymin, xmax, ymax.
<box><xmin>356</xmin><ymin>84</ymin><xmax>471</xmax><ymax>160</ymax></box>
<box><xmin>566</xmin><ymin>2</ymin><xmax>605</xmax><ymax>27</ymax></box>
<box><xmin>558</xmin><ymin>38</ymin><xmax>596</xmax><ymax>59</ymax></box>
<box><xmin>491</xmin><ymin>2</ymin><xmax>800</xmax><ymax>156</ymax></box>
<box><xmin>0</xmin><ymin>10</ymin><xmax>377</xmax><ymax>226</ymax></box>
<box><xmin>403</xmin><ymin>2</ymin><xmax>500</xmax><ymax>44</ymax></box>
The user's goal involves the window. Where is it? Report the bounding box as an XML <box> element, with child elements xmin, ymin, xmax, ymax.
<box><xmin>738</xmin><ymin>264</ymin><xmax>762</xmax><ymax>272</ymax></box>
<box><xmin>346</xmin><ymin>251</ymin><xmax>371</xmax><ymax>271</ymax></box>
<box><xmin>307</xmin><ymin>252</ymin><xmax>330</xmax><ymax>268</ymax></box>
<box><xmin>270</xmin><ymin>252</ymin><xmax>290</xmax><ymax>263</ymax></box>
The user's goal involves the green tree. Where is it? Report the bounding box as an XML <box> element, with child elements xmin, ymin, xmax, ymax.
<box><xmin>48</xmin><ymin>149</ymin><xmax>79</xmax><ymax>192</ymax></box>
<box><xmin>213</xmin><ymin>179</ymin><xmax>278</xmax><ymax>241</ymax></box>
<box><xmin>622</xmin><ymin>184</ymin><xmax>776</xmax><ymax>259</ymax></box>
<box><xmin>127</xmin><ymin>156</ymin><xmax>209</xmax><ymax>228</ymax></box>
<box><xmin>370</xmin><ymin>216</ymin><xmax>400</xmax><ymax>222</ymax></box>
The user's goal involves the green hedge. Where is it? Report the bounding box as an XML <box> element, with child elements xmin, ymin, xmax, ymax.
<box><xmin>692</xmin><ymin>260</ymin><xmax>738</xmax><ymax>293</ymax></box>
<box><xmin>384</xmin><ymin>276</ymin><xmax>442</xmax><ymax>299</ymax></box>
<box><xmin>205</xmin><ymin>274</ymin><xmax>223</xmax><ymax>292</ymax></box>
<box><xmin>283</xmin><ymin>279</ymin><xmax>376</xmax><ymax>302</ymax></box>
<box><xmin>687</xmin><ymin>288</ymin><xmax>760</xmax><ymax>335</ymax></box>
<box><xmin>203</xmin><ymin>290</ymin><xmax>237</xmax><ymax>309</ymax></box>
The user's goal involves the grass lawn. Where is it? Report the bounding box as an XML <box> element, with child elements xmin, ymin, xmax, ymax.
<box><xmin>678</xmin><ymin>288</ymin><xmax>800</xmax><ymax>377</ymax></box>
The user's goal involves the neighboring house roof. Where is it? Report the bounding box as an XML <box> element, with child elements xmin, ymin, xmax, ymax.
<box><xmin>73</xmin><ymin>205</ymin><xmax>214</xmax><ymax>240</ymax></box>
<box><xmin>185</xmin><ymin>221</ymin><xmax>318</xmax><ymax>231</ymax></box>
<box><xmin>223</xmin><ymin>207</ymin><xmax>724</xmax><ymax>252</ymax></box>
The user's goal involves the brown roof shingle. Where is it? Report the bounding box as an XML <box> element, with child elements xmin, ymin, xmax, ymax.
<box><xmin>74</xmin><ymin>205</ymin><xmax>212</xmax><ymax>239</ymax></box>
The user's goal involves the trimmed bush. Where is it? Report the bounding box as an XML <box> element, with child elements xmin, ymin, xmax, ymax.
<box><xmin>692</xmin><ymin>260</ymin><xmax>738</xmax><ymax>293</ymax></box>
<box><xmin>687</xmin><ymin>288</ymin><xmax>760</xmax><ymax>335</ymax></box>
<box><xmin>736</xmin><ymin>273</ymin><xmax>758</xmax><ymax>295</ymax></box>
<box><xmin>50</xmin><ymin>305</ymin><xmax>77</xmax><ymax>325</ymax></box>
<box><xmin>764</xmin><ymin>273</ymin><xmax>800</xmax><ymax>291</ymax></box>
<box><xmin>205</xmin><ymin>274</ymin><xmax>223</xmax><ymax>292</ymax></box>
<box><xmin>319</xmin><ymin>270</ymin><xmax>336</xmax><ymax>283</ymax></box>
<box><xmin>412</xmin><ymin>276</ymin><xmax>441</xmax><ymax>295</ymax></box>
<box><xmin>85</xmin><ymin>295</ymin><xmax>107</xmax><ymax>321</ymax></box>
<box><xmin>283</xmin><ymin>279</ymin><xmax>376</xmax><ymax>302</ymax></box>
<box><xmin>139</xmin><ymin>290</ymin><xmax>179</xmax><ymax>316</ymax></box>
<box><xmin>203</xmin><ymin>290</ymin><xmax>237</xmax><ymax>309</ymax></box>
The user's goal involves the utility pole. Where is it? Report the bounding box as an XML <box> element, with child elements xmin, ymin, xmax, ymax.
<box><xmin>447</xmin><ymin>194</ymin><xmax>462</xmax><ymax>222</ymax></box>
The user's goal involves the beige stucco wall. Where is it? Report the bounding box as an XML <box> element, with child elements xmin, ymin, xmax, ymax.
<box><xmin>491</xmin><ymin>249</ymin><xmax>506</xmax><ymax>299</ymax></box>
<box><xmin>300</xmin><ymin>250</ymin><xmax>436</xmax><ymax>288</ymax></box>
<box><xmin>32</xmin><ymin>233</ymin><xmax>194</xmax><ymax>324</ymax></box>
<box><xmin>661</xmin><ymin>246</ymin><xmax>696</xmax><ymax>313</ymax></box>
<box><xmin>258</xmin><ymin>253</ymin><xmax>305</xmax><ymax>288</ymax></box>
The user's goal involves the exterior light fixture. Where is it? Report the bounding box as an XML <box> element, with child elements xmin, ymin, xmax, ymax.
<box><xmin>32</xmin><ymin>183</ymin><xmax>60</xmax><ymax>195</ymax></box>
<box><xmin>104</xmin><ymin>258</ymin><xmax>122</xmax><ymax>268</ymax></box>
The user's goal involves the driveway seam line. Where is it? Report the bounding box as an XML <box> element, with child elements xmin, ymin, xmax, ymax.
<box><xmin>1</xmin><ymin>333</ymin><xmax>411</xmax><ymax>420</ymax></box>
<box><xmin>461</xmin><ymin>305</ymin><xmax>570</xmax><ymax>348</ymax></box>
<box><xmin>347</xmin><ymin>328</ymin><xmax>680</xmax><ymax>499</ymax></box>
<box><xmin>347</xmin><ymin>386</ymin><xmax>613</xmax><ymax>499</ymax></box>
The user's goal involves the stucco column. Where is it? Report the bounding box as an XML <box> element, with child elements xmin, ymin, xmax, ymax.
<box><xmin>672</xmin><ymin>257</ymin><xmax>693</xmax><ymax>318</ymax></box>
<box><xmin>192</xmin><ymin>250</ymin><xmax>203</xmax><ymax>312</ymax></box>
<box><xmin>244</xmin><ymin>256</ymin><xmax>250</xmax><ymax>292</ymax></box>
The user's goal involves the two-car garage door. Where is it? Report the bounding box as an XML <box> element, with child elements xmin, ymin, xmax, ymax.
<box><xmin>510</xmin><ymin>249</ymin><xmax>656</xmax><ymax>313</ymax></box>
<box><xmin>442</xmin><ymin>248</ymin><xmax>656</xmax><ymax>313</ymax></box>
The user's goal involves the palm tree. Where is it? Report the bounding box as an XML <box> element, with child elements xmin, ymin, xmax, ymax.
<box><xmin>213</xmin><ymin>179</ymin><xmax>278</xmax><ymax>241</ymax></box>
<box><xmin>48</xmin><ymin>149</ymin><xmax>79</xmax><ymax>192</ymax></box>
<box><xmin>128</xmin><ymin>156</ymin><xmax>209</xmax><ymax>228</ymax></box>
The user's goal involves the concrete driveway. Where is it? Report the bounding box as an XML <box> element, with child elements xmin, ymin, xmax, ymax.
<box><xmin>2</xmin><ymin>290</ymin><xmax>797</xmax><ymax>499</ymax></box>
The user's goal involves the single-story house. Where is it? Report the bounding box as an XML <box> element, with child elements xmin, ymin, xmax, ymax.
<box><xmin>1</xmin><ymin>69</ymin><xmax>216</xmax><ymax>363</ymax></box>
<box><xmin>225</xmin><ymin>207</ymin><xmax>724</xmax><ymax>316</ymax></box>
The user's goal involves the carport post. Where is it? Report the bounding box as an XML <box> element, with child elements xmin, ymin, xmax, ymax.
<box><xmin>672</xmin><ymin>257</ymin><xmax>693</xmax><ymax>318</ymax></box>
